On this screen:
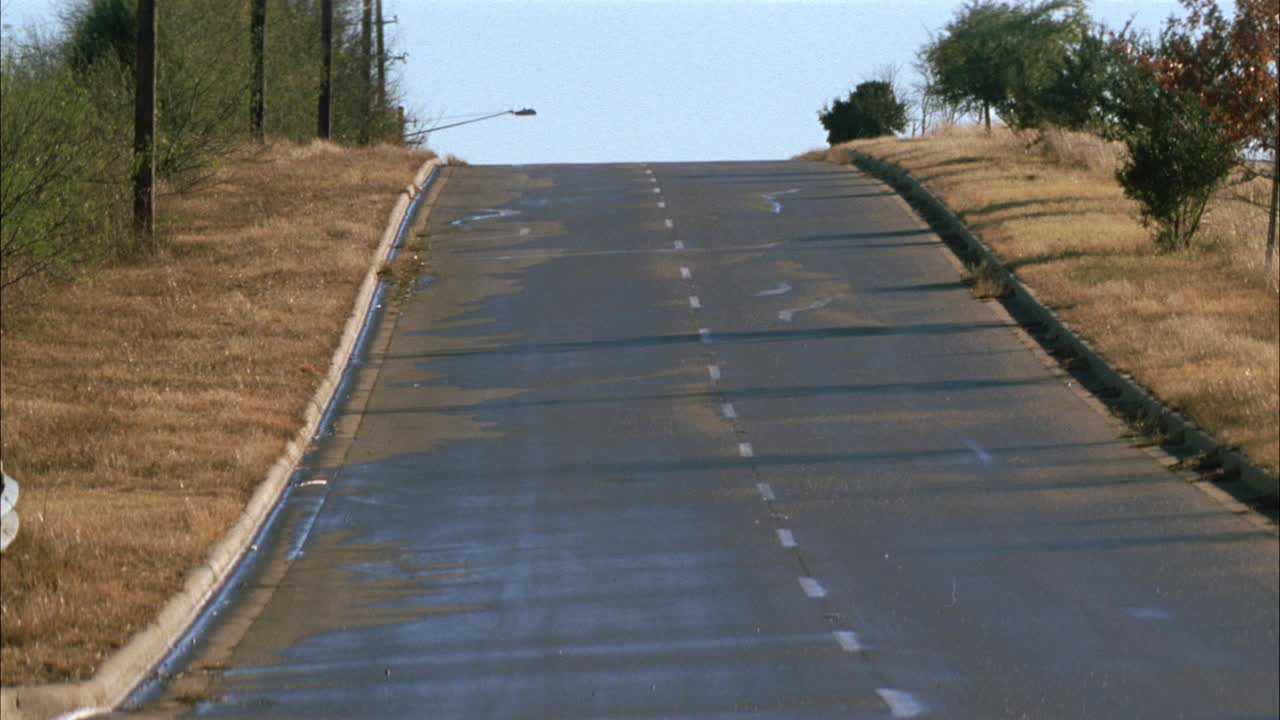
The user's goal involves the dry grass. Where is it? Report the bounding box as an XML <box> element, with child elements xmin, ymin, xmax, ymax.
<box><xmin>0</xmin><ymin>140</ymin><xmax>432</xmax><ymax>684</ymax></box>
<box><xmin>809</xmin><ymin>125</ymin><xmax>1278</xmax><ymax>472</ymax></box>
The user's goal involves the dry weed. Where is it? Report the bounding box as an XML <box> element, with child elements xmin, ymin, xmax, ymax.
<box><xmin>0</xmin><ymin>141</ymin><xmax>432</xmax><ymax>683</ymax></box>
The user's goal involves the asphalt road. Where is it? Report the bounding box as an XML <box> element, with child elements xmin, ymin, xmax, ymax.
<box><xmin>134</xmin><ymin>161</ymin><xmax>1279</xmax><ymax>719</ymax></box>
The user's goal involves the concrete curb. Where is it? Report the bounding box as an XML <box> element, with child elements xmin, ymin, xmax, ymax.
<box><xmin>0</xmin><ymin>157</ymin><xmax>444</xmax><ymax>720</ymax></box>
<box><xmin>844</xmin><ymin>149</ymin><xmax>1278</xmax><ymax>504</ymax></box>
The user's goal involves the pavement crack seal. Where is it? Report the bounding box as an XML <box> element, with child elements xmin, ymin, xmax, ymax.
<box><xmin>777</xmin><ymin>298</ymin><xmax>833</xmax><ymax>322</ymax></box>
<box><xmin>449</xmin><ymin>207</ymin><xmax>520</xmax><ymax>226</ymax></box>
<box><xmin>762</xmin><ymin>188</ymin><xmax>800</xmax><ymax>214</ymax></box>
<box><xmin>756</xmin><ymin>281</ymin><xmax>793</xmax><ymax>297</ymax></box>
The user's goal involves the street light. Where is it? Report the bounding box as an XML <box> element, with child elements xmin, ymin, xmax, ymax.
<box><xmin>404</xmin><ymin>108</ymin><xmax>536</xmax><ymax>141</ymax></box>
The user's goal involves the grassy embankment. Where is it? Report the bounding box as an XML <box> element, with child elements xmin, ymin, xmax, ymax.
<box><xmin>805</xmin><ymin>125</ymin><xmax>1278</xmax><ymax>475</ymax></box>
<box><xmin>0</xmin><ymin>142</ymin><xmax>432</xmax><ymax>684</ymax></box>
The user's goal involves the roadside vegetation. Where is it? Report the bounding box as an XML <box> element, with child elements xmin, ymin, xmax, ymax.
<box><xmin>807</xmin><ymin>0</ymin><xmax>1278</xmax><ymax>473</ymax></box>
<box><xmin>1</xmin><ymin>0</ymin><xmax>432</xmax><ymax>684</ymax></box>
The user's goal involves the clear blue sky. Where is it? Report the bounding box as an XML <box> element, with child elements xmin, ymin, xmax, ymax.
<box><xmin>2</xmin><ymin>0</ymin><xmax>1190</xmax><ymax>164</ymax></box>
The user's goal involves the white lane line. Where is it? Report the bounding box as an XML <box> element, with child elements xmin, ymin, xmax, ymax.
<box><xmin>720</xmin><ymin>402</ymin><xmax>737</xmax><ymax>419</ymax></box>
<box><xmin>738</xmin><ymin>442</ymin><xmax>754</xmax><ymax>458</ymax></box>
<box><xmin>652</xmin><ymin>187</ymin><xmax>662</xmax><ymax>194</ymax></box>
<box><xmin>877</xmin><ymin>689</ymin><xmax>927</xmax><ymax>718</ymax></box>
<box><xmin>492</xmin><ymin>241</ymin><xmax>779</xmax><ymax>262</ymax></box>
<box><xmin>674</xmin><ymin>240</ymin><xmax>685</xmax><ymax>250</ymax></box>
<box><xmin>798</xmin><ymin>576</ymin><xmax>827</xmax><ymax>598</ymax></box>
<box><xmin>664</xmin><ymin>219</ymin><xmax>675</xmax><ymax>229</ymax></box>
<box><xmin>698</xmin><ymin>328</ymin><xmax>712</xmax><ymax>343</ymax></box>
<box><xmin>645</xmin><ymin>168</ymin><xmax>654</xmax><ymax>175</ymax></box>
<box><xmin>657</xmin><ymin>201</ymin><xmax>667</xmax><ymax>209</ymax></box>
<box><xmin>778</xmin><ymin>298</ymin><xmax>832</xmax><ymax>322</ymax></box>
<box><xmin>762</xmin><ymin>188</ymin><xmax>801</xmax><ymax>214</ymax></box>
<box><xmin>450</xmin><ymin>208</ymin><xmax>521</xmax><ymax>226</ymax></box>
<box><xmin>756</xmin><ymin>281</ymin><xmax>793</xmax><ymax>297</ymax></box>
<box><xmin>519</xmin><ymin>227</ymin><xmax>532</xmax><ymax>236</ymax></box>
<box><xmin>649</xmin><ymin>177</ymin><xmax>659</xmax><ymax>183</ymax></box>
<box><xmin>777</xmin><ymin>529</ymin><xmax>796</xmax><ymax>548</ymax></box>
<box><xmin>756</xmin><ymin>482</ymin><xmax>775</xmax><ymax>501</ymax></box>
<box><xmin>688</xmin><ymin>296</ymin><xmax>702</xmax><ymax>309</ymax></box>
<box><xmin>298</xmin><ymin>479</ymin><xmax>328</xmax><ymax>488</ymax></box>
<box><xmin>680</xmin><ymin>267</ymin><xmax>692</xmax><ymax>280</ymax></box>
<box><xmin>707</xmin><ymin>364</ymin><xmax>721</xmax><ymax>382</ymax></box>
<box><xmin>833</xmin><ymin>630</ymin><xmax>863</xmax><ymax>652</ymax></box>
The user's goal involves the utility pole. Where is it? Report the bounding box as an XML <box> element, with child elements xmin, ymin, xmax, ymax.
<box><xmin>133</xmin><ymin>0</ymin><xmax>157</xmax><ymax>245</ymax></box>
<box><xmin>375</xmin><ymin>0</ymin><xmax>386</xmax><ymax>116</ymax></box>
<box><xmin>360</xmin><ymin>0</ymin><xmax>372</xmax><ymax>144</ymax></box>
<box><xmin>250</xmin><ymin>0</ymin><xmax>266</xmax><ymax>142</ymax></box>
<box><xmin>317</xmin><ymin>0</ymin><xmax>332</xmax><ymax>139</ymax></box>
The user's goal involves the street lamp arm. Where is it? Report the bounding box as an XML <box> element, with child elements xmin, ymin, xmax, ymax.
<box><xmin>405</xmin><ymin>108</ymin><xmax>536</xmax><ymax>139</ymax></box>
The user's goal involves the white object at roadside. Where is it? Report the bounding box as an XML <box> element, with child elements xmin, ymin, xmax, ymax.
<box><xmin>1</xmin><ymin>465</ymin><xmax>19</xmax><ymax>554</ymax></box>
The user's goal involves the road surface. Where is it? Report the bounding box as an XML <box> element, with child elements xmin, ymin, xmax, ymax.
<box><xmin>133</xmin><ymin>161</ymin><xmax>1279</xmax><ymax>719</ymax></box>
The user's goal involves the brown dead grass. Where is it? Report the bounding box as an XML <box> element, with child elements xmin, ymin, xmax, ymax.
<box><xmin>808</xmin><ymin>125</ymin><xmax>1278</xmax><ymax>472</ymax></box>
<box><xmin>0</xmin><ymin>140</ymin><xmax>432</xmax><ymax>684</ymax></box>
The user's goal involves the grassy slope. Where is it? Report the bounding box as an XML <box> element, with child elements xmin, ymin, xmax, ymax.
<box><xmin>806</xmin><ymin>126</ymin><xmax>1278</xmax><ymax>474</ymax></box>
<box><xmin>0</xmin><ymin>142</ymin><xmax>432</xmax><ymax>684</ymax></box>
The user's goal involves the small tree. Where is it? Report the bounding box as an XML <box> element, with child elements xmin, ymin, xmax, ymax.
<box><xmin>1107</xmin><ymin>30</ymin><xmax>1240</xmax><ymax>251</ymax></box>
<box><xmin>1155</xmin><ymin>0</ymin><xmax>1278</xmax><ymax>268</ymax></box>
<box><xmin>818</xmin><ymin>80</ymin><xmax>908</xmax><ymax>144</ymax></box>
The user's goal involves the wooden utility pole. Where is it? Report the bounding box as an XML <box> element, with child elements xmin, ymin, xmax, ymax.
<box><xmin>317</xmin><ymin>0</ymin><xmax>332</xmax><ymax>139</ymax></box>
<box><xmin>133</xmin><ymin>0</ymin><xmax>158</xmax><ymax>244</ymax></box>
<box><xmin>375</xmin><ymin>0</ymin><xmax>386</xmax><ymax>115</ymax></box>
<box><xmin>250</xmin><ymin>0</ymin><xmax>266</xmax><ymax>142</ymax></box>
<box><xmin>360</xmin><ymin>0</ymin><xmax>372</xmax><ymax>144</ymax></box>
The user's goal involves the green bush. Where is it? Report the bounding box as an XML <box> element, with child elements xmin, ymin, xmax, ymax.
<box><xmin>1115</xmin><ymin>85</ymin><xmax>1239</xmax><ymax>251</ymax></box>
<box><xmin>819</xmin><ymin>81</ymin><xmax>908</xmax><ymax>143</ymax></box>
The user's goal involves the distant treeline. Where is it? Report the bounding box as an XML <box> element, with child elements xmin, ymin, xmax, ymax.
<box><xmin>1</xmin><ymin>0</ymin><xmax>409</xmax><ymax>303</ymax></box>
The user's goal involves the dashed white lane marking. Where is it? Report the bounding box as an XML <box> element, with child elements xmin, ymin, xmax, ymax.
<box><xmin>674</xmin><ymin>240</ymin><xmax>685</xmax><ymax>250</ymax></box>
<box><xmin>756</xmin><ymin>281</ymin><xmax>793</xmax><ymax>297</ymax></box>
<box><xmin>876</xmin><ymin>689</ymin><xmax>927</xmax><ymax>718</ymax></box>
<box><xmin>450</xmin><ymin>208</ymin><xmax>521</xmax><ymax>226</ymax></box>
<box><xmin>720</xmin><ymin>402</ymin><xmax>737</xmax><ymax>419</ymax></box>
<box><xmin>698</xmin><ymin>328</ymin><xmax>712</xmax><ymax>343</ymax></box>
<box><xmin>652</xmin><ymin>187</ymin><xmax>662</xmax><ymax>194</ymax></box>
<box><xmin>298</xmin><ymin>479</ymin><xmax>328</xmax><ymax>488</ymax></box>
<box><xmin>688</xmin><ymin>296</ymin><xmax>702</xmax><ymax>309</ymax></box>
<box><xmin>776</xmin><ymin>529</ymin><xmax>796</xmax><ymax>547</ymax></box>
<box><xmin>664</xmin><ymin>219</ymin><xmax>675</xmax><ymax>229</ymax></box>
<box><xmin>493</xmin><ymin>241</ymin><xmax>782</xmax><ymax>262</ymax></box>
<box><xmin>657</xmin><ymin>201</ymin><xmax>667</xmax><ymax>209</ymax></box>
<box><xmin>833</xmin><ymin>630</ymin><xmax>863</xmax><ymax>652</ymax></box>
<box><xmin>762</xmin><ymin>188</ymin><xmax>801</xmax><ymax>214</ymax></box>
<box><xmin>756</xmin><ymin>482</ymin><xmax>775</xmax><ymax>501</ymax></box>
<box><xmin>519</xmin><ymin>227</ymin><xmax>532</xmax><ymax>236</ymax></box>
<box><xmin>738</xmin><ymin>442</ymin><xmax>754</xmax><ymax>458</ymax></box>
<box><xmin>798</xmin><ymin>577</ymin><xmax>827</xmax><ymax>598</ymax></box>
<box><xmin>649</xmin><ymin>177</ymin><xmax>659</xmax><ymax>183</ymax></box>
<box><xmin>778</xmin><ymin>298</ymin><xmax>832</xmax><ymax>322</ymax></box>
<box><xmin>645</xmin><ymin>169</ymin><xmax>654</xmax><ymax>175</ymax></box>
<box><xmin>707</xmin><ymin>364</ymin><xmax>721</xmax><ymax>382</ymax></box>
<box><xmin>680</xmin><ymin>267</ymin><xmax>692</xmax><ymax>280</ymax></box>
